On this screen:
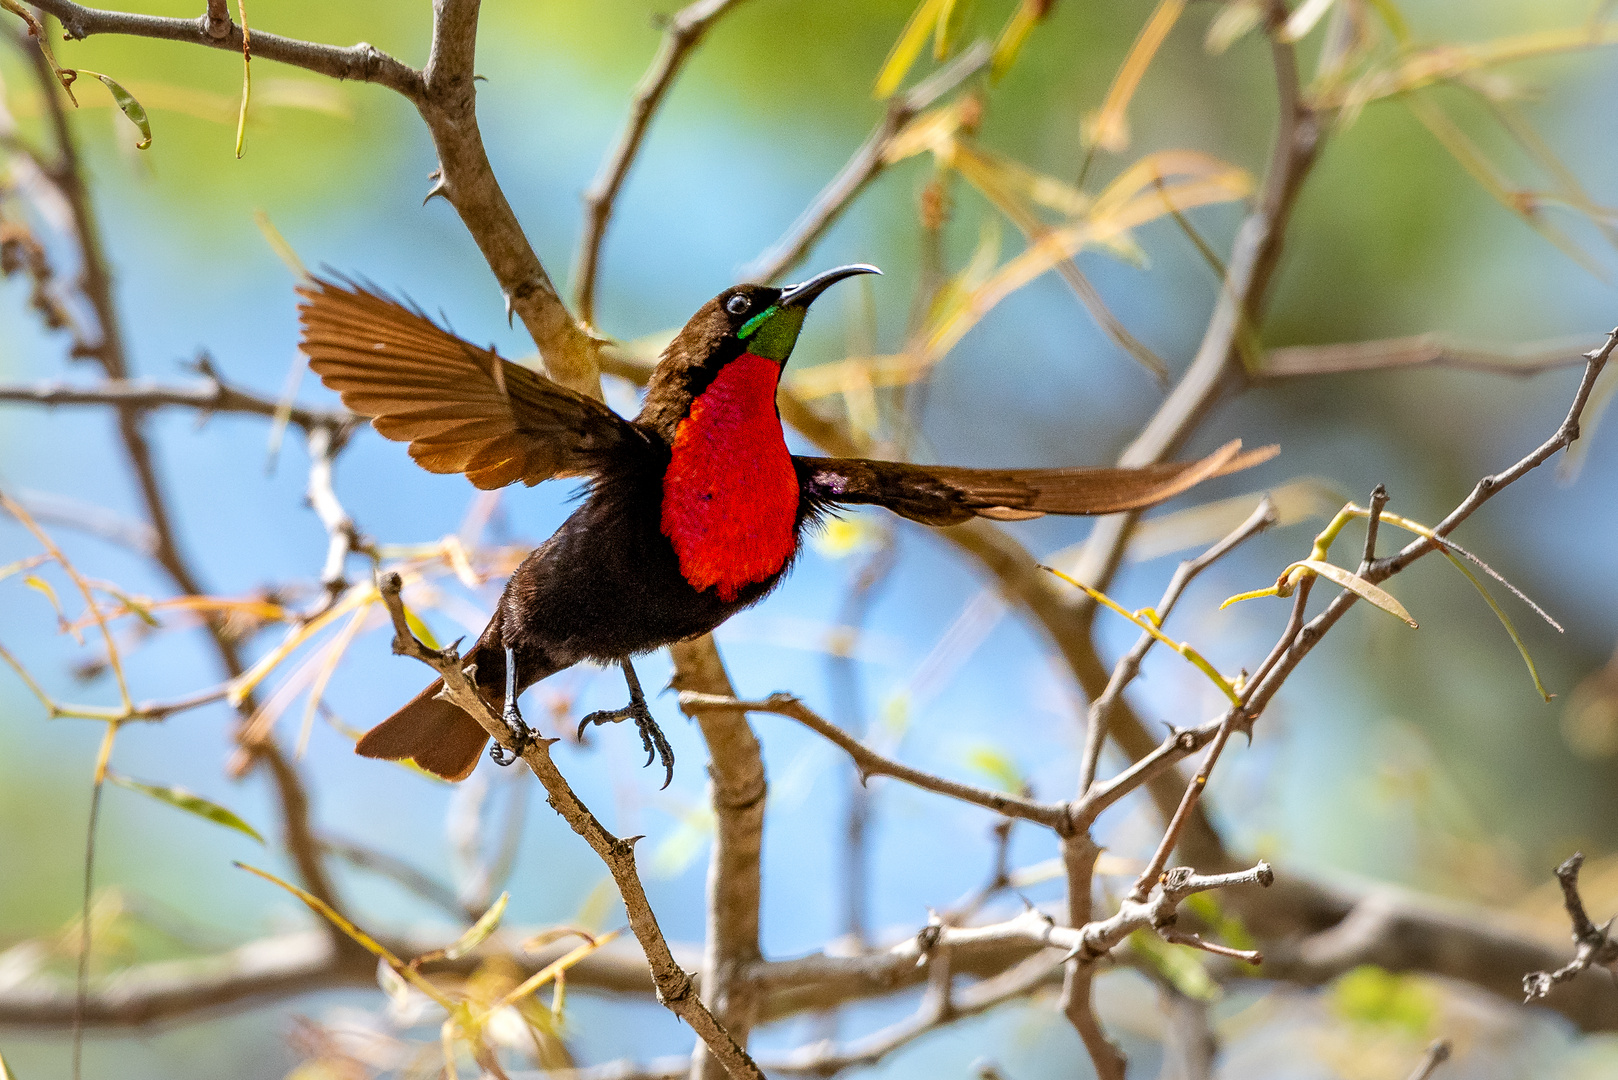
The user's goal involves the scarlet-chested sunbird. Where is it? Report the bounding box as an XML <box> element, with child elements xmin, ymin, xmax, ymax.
<box><xmin>298</xmin><ymin>266</ymin><xmax>1275</xmax><ymax>786</ymax></box>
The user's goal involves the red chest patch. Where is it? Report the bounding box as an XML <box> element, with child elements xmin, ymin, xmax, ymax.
<box><xmin>661</xmin><ymin>353</ymin><xmax>800</xmax><ymax>602</ymax></box>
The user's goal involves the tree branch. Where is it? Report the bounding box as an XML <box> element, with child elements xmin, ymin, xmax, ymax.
<box><xmin>415</xmin><ymin>0</ymin><xmax>603</xmax><ymax>397</ymax></box>
<box><xmin>27</xmin><ymin>0</ymin><xmax>424</xmax><ymax>99</ymax></box>
<box><xmin>740</xmin><ymin>41</ymin><xmax>991</xmax><ymax>284</ymax></box>
<box><xmin>668</xmin><ymin>637</ymin><xmax>766</xmax><ymax>1080</ymax></box>
<box><xmin>677</xmin><ymin>692</ymin><xmax>1068</xmax><ymax>828</ymax></box>
<box><xmin>0</xmin><ymin>375</ymin><xmax>351</xmax><ymax>432</ymax></box>
<box><xmin>375</xmin><ymin>573</ymin><xmax>764</xmax><ymax>1080</ymax></box>
<box><xmin>573</xmin><ymin>0</ymin><xmax>752</xmax><ymax>325</ymax></box>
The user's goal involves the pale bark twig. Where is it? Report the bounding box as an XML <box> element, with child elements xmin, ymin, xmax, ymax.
<box><xmin>573</xmin><ymin>0</ymin><xmax>753</xmax><ymax>325</ymax></box>
<box><xmin>741</xmin><ymin>42</ymin><xmax>992</xmax><ymax>284</ymax></box>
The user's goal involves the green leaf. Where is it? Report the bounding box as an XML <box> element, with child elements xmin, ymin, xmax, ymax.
<box><xmin>1332</xmin><ymin>966</ymin><xmax>1436</xmax><ymax>1035</ymax></box>
<box><xmin>107</xmin><ymin>771</ymin><xmax>264</xmax><ymax>844</ymax></box>
<box><xmin>74</xmin><ymin>70</ymin><xmax>152</xmax><ymax>149</ymax></box>
<box><xmin>1285</xmin><ymin>559</ymin><xmax>1418</xmax><ymax>627</ymax></box>
<box><xmin>963</xmin><ymin>744</ymin><xmax>1024</xmax><ymax>794</ymax></box>
<box><xmin>1130</xmin><ymin>929</ymin><xmax>1220</xmax><ymax>1001</ymax></box>
<box><xmin>1439</xmin><ymin>549</ymin><xmax>1553</xmax><ymax>702</ymax></box>
<box><xmin>0</xmin><ymin>1046</ymin><xmax>17</xmax><ymax>1080</ymax></box>
<box><xmin>1184</xmin><ymin>892</ymin><xmax>1256</xmax><ymax>953</ymax></box>
<box><xmin>875</xmin><ymin>0</ymin><xmax>949</xmax><ymax>98</ymax></box>
<box><xmin>444</xmin><ymin>892</ymin><xmax>509</xmax><ymax>961</ymax></box>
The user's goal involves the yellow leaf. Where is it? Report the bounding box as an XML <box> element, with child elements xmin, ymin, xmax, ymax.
<box><xmin>107</xmin><ymin>771</ymin><xmax>264</xmax><ymax>844</ymax></box>
<box><xmin>875</xmin><ymin>0</ymin><xmax>950</xmax><ymax>98</ymax></box>
<box><xmin>990</xmin><ymin>0</ymin><xmax>1044</xmax><ymax>82</ymax></box>
<box><xmin>1085</xmin><ymin>0</ymin><xmax>1186</xmax><ymax>153</ymax></box>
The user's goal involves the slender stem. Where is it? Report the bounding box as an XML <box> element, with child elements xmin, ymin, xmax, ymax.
<box><xmin>572</xmin><ymin>0</ymin><xmax>752</xmax><ymax>325</ymax></box>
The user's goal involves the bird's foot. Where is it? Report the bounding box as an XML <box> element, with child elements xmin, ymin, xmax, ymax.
<box><xmin>489</xmin><ymin>699</ymin><xmax>534</xmax><ymax>767</ymax></box>
<box><xmin>577</xmin><ymin>698</ymin><xmax>675</xmax><ymax>790</ymax></box>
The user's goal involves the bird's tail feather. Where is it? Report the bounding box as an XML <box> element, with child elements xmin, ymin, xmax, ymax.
<box><xmin>355</xmin><ymin>679</ymin><xmax>488</xmax><ymax>782</ymax></box>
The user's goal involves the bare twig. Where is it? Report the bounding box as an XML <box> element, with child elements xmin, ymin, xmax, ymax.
<box><xmin>1406</xmin><ymin>1039</ymin><xmax>1453</xmax><ymax>1080</ymax></box>
<box><xmin>573</xmin><ymin>0</ymin><xmax>752</xmax><ymax>325</ymax></box>
<box><xmin>741</xmin><ymin>42</ymin><xmax>991</xmax><ymax>284</ymax></box>
<box><xmin>1260</xmin><ymin>334</ymin><xmax>1598</xmax><ymax>379</ymax></box>
<box><xmin>1066</xmin><ymin>5</ymin><xmax>1321</xmax><ymax>601</ymax></box>
<box><xmin>0</xmin><ymin>376</ymin><xmax>351</xmax><ymax>432</ymax></box>
<box><xmin>303</xmin><ymin>423</ymin><xmax>365</xmax><ymax>615</ymax></box>
<box><xmin>1524</xmin><ymin>853</ymin><xmax>1618</xmax><ymax>1001</ymax></box>
<box><xmin>677</xmin><ymin>692</ymin><xmax>1067</xmax><ymax>828</ymax></box>
<box><xmin>28</xmin><ymin>0</ymin><xmax>424</xmax><ymax>98</ymax></box>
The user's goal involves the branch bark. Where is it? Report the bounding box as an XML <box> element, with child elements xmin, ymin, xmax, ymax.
<box><xmin>572</xmin><ymin>0</ymin><xmax>752</xmax><ymax>325</ymax></box>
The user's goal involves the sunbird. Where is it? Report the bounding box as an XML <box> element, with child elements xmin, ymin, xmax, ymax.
<box><xmin>298</xmin><ymin>265</ymin><xmax>1274</xmax><ymax>785</ymax></box>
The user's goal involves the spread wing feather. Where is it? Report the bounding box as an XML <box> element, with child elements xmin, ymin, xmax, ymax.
<box><xmin>297</xmin><ymin>277</ymin><xmax>644</xmax><ymax>490</ymax></box>
<box><xmin>795</xmin><ymin>440</ymin><xmax>1278</xmax><ymax>526</ymax></box>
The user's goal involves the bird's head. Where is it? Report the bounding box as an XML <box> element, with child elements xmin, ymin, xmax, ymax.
<box><xmin>638</xmin><ymin>264</ymin><xmax>880</xmax><ymax>434</ymax></box>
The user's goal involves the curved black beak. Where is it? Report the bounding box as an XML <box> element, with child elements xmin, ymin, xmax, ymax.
<box><xmin>778</xmin><ymin>263</ymin><xmax>882</xmax><ymax>309</ymax></box>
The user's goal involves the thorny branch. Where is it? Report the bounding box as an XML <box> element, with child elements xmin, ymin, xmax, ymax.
<box><xmin>2</xmin><ymin>1</ymin><xmax>1615</xmax><ymax>1075</ymax></box>
<box><xmin>375</xmin><ymin>573</ymin><xmax>765</xmax><ymax>1080</ymax></box>
<box><xmin>1524</xmin><ymin>853</ymin><xmax>1618</xmax><ymax>1002</ymax></box>
<box><xmin>6</xmin><ymin>20</ymin><xmax>344</xmax><ymax>928</ymax></box>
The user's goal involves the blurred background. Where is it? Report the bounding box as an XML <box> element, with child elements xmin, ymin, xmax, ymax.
<box><xmin>2</xmin><ymin>0</ymin><xmax>1617</xmax><ymax>1076</ymax></box>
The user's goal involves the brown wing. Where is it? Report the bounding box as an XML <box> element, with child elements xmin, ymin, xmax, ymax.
<box><xmin>298</xmin><ymin>277</ymin><xmax>645</xmax><ymax>490</ymax></box>
<box><xmin>795</xmin><ymin>440</ymin><xmax>1278</xmax><ymax>527</ymax></box>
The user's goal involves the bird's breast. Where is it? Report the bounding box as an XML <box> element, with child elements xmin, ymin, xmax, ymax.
<box><xmin>661</xmin><ymin>353</ymin><xmax>799</xmax><ymax>602</ymax></box>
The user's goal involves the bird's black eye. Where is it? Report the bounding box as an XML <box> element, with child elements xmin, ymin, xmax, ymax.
<box><xmin>725</xmin><ymin>295</ymin><xmax>750</xmax><ymax>316</ymax></box>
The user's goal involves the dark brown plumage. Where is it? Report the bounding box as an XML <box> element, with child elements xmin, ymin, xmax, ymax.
<box><xmin>298</xmin><ymin>268</ymin><xmax>1276</xmax><ymax>784</ymax></box>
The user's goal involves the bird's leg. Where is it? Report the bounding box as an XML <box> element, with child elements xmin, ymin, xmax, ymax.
<box><xmin>577</xmin><ymin>658</ymin><xmax>675</xmax><ymax>789</ymax></box>
<box><xmin>489</xmin><ymin>645</ymin><xmax>533</xmax><ymax>767</ymax></box>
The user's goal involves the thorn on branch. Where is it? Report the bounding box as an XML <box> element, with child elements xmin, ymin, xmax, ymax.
<box><xmin>1522</xmin><ymin>852</ymin><xmax>1618</xmax><ymax>1001</ymax></box>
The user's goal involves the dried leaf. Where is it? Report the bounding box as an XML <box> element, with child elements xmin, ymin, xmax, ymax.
<box><xmin>1085</xmin><ymin>0</ymin><xmax>1186</xmax><ymax>152</ymax></box>
<box><xmin>1280</xmin><ymin>0</ymin><xmax>1339</xmax><ymax>43</ymax></box>
<box><xmin>107</xmin><ymin>771</ymin><xmax>265</xmax><ymax>844</ymax></box>
<box><xmin>1328</xmin><ymin>21</ymin><xmax>1618</xmax><ymax>109</ymax></box>
<box><xmin>495</xmin><ymin>929</ymin><xmax>624</xmax><ymax>1010</ymax></box>
<box><xmin>1206</xmin><ymin>0</ymin><xmax>1263</xmax><ymax>54</ymax></box>
<box><xmin>0</xmin><ymin>554</ymin><xmax>48</xmax><ymax>582</ymax></box>
<box><xmin>1285</xmin><ymin>559</ymin><xmax>1418</xmax><ymax>627</ymax></box>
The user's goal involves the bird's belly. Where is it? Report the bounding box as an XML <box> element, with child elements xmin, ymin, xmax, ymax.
<box><xmin>498</xmin><ymin>474</ymin><xmax>791</xmax><ymax>669</ymax></box>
